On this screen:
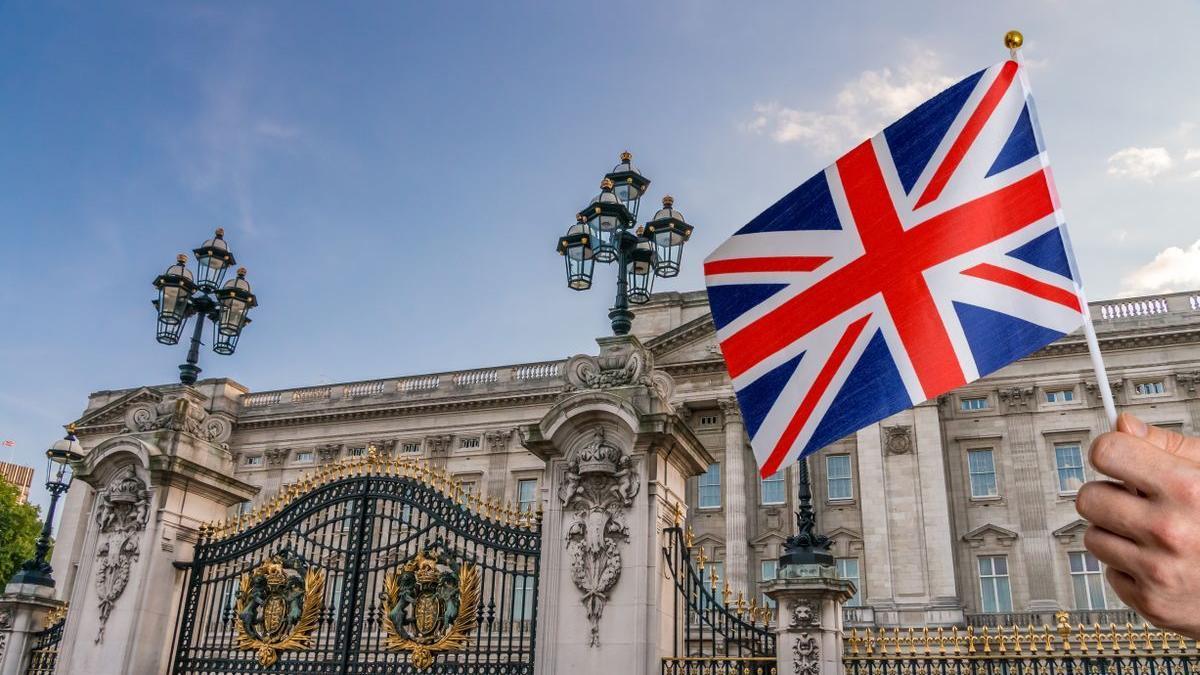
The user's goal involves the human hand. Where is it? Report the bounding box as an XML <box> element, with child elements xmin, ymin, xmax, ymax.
<box><xmin>1076</xmin><ymin>413</ymin><xmax>1200</xmax><ymax>638</ymax></box>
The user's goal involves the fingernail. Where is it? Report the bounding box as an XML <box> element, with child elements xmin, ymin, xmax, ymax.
<box><xmin>1122</xmin><ymin>413</ymin><xmax>1148</xmax><ymax>438</ymax></box>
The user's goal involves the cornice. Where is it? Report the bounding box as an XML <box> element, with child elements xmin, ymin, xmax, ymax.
<box><xmin>645</xmin><ymin>314</ymin><xmax>715</xmax><ymax>356</ymax></box>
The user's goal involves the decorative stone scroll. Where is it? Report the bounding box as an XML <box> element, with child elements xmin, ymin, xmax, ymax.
<box><xmin>792</xmin><ymin>634</ymin><xmax>820</xmax><ymax>675</ymax></box>
<box><xmin>123</xmin><ymin>394</ymin><xmax>232</xmax><ymax>445</ymax></box>
<box><xmin>93</xmin><ymin>466</ymin><xmax>150</xmax><ymax>643</ymax></box>
<box><xmin>558</xmin><ymin>428</ymin><xmax>640</xmax><ymax>646</ymax></box>
<box><xmin>563</xmin><ymin>338</ymin><xmax>675</xmax><ymax>408</ymax></box>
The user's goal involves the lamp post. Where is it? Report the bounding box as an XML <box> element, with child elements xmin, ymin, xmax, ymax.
<box><xmin>8</xmin><ymin>426</ymin><xmax>84</xmax><ymax>587</ymax></box>
<box><xmin>556</xmin><ymin>152</ymin><xmax>694</xmax><ymax>336</ymax></box>
<box><xmin>778</xmin><ymin>456</ymin><xmax>834</xmax><ymax>568</ymax></box>
<box><xmin>152</xmin><ymin>229</ymin><xmax>258</xmax><ymax>385</ymax></box>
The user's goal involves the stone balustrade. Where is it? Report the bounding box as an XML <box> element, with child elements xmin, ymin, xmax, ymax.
<box><xmin>1095</xmin><ymin>291</ymin><xmax>1200</xmax><ymax>322</ymax></box>
<box><xmin>237</xmin><ymin>360</ymin><xmax>568</xmax><ymax>412</ymax></box>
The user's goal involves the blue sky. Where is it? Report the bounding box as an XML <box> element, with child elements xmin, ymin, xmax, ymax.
<box><xmin>3</xmin><ymin>1</ymin><xmax>1200</xmax><ymax>512</ymax></box>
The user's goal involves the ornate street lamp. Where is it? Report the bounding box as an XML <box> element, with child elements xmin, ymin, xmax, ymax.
<box><xmin>152</xmin><ymin>229</ymin><xmax>258</xmax><ymax>384</ymax></box>
<box><xmin>7</xmin><ymin>426</ymin><xmax>84</xmax><ymax>587</ymax></box>
<box><xmin>555</xmin><ymin>152</ymin><xmax>694</xmax><ymax>336</ymax></box>
<box><xmin>777</xmin><ymin>457</ymin><xmax>834</xmax><ymax>568</ymax></box>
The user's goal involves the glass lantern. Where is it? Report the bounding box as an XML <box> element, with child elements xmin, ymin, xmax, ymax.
<box><xmin>192</xmin><ymin>228</ymin><xmax>236</xmax><ymax>292</ymax></box>
<box><xmin>557</xmin><ymin>217</ymin><xmax>595</xmax><ymax>291</ymax></box>
<box><xmin>643</xmin><ymin>195</ymin><xmax>694</xmax><ymax>278</ymax></box>
<box><xmin>626</xmin><ymin>236</ymin><xmax>657</xmax><ymax>304</ymax></box>
<box><xmin>604</xmin><ymin>151</ymin><xmax>651</xmax><ymax>222</ymax></box>
<box><xmin>578</xmin><ymin>178</ymin><xmax>632</xmax><ymax>263</ymax></box>
<box><xmin>153</xmin><ymin>254</ymin><xmax>196</xmax><ymax>344</ymax></box>
<box><xmin>214</xmin><ymin>267</ymin><xmax>257</xmax><ymax>340</ymax></box>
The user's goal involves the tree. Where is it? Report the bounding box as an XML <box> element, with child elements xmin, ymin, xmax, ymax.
<box><xmin>0</xmin><ymin>480</ymin><xmax>43</xmax><ymax>585</ymax></box>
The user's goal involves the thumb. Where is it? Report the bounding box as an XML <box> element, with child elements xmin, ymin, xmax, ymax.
<box><xmin>1117</xmin><ymin>412</ymin><xmax>1199</xmax><ymax>460</ymax></box>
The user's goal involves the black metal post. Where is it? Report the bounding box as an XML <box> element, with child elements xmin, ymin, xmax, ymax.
<box><xmin>9</xmin><ymin>469</ymin><xmax>70</xmax><ymax>587</ymax></box>
<box><xmin>178</xmin><ymin>295</ymin><xmax>215</xmax><ymax>386</ymax></box>
<box><xmin>609</xmin><ymin>231</ymin><xmax>636</xmax><ymax>336</ymax></box>
<box><xmin>778</xmin><ymin>456</ymin><xmax>834</xmax><ymax>568</ymax></box>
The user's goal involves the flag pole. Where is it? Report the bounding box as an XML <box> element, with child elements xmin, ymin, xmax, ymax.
<box><xmin>1007</xmin><ymin>29</ymin><xmax>1119</xmax><ymax>430</ymax></box>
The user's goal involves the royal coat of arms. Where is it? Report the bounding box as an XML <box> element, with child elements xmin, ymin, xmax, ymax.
<box><xmin>379</xmin><ymin>544</ymin><xmax>480</xmax><ymax>670</ymax></box>
<box><xmin>234</xmin><ymin>548</ymin><xmax>325</xmax><ymax>667</ymax></box>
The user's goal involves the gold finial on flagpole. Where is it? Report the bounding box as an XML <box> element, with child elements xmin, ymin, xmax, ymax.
<box><xmin>1004</xmin><ymin>30</ymin><xmax>1024</xmax><ymax>56</ymax></box>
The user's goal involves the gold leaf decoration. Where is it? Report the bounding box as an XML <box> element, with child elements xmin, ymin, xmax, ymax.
<box><xmin>233</xmin><ymin>550</ymin><xmax>325</xmax><ymax>667</ymax></box>
<box><xmin>379</xmin><ymin>547</ymin><xmax>481</xmax><ymax>671</ymax></box>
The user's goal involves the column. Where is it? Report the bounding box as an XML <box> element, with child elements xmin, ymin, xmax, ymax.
<box><xmin>765</xmin><ymin>564</ymin><xmax>856</xmax><ymax>675</ymax></box>
<box><xmin>720</xmin><ymin>397</ymin><xmax>750</xmax><ymax>598</ymax></box>
<box><xmin>1000</xmin><ymin>387</ymin><xmax>1059</xmax><ymax>611</ymax></box>
<box><xmin>853</xmin><ymin>426</ymin><xmax>894</xmax><ymax>607</ymax></box>
<box><xmin>912</xmin><ymin>404</ymin><xmax>962</xmax><ymax>622</ymax></box>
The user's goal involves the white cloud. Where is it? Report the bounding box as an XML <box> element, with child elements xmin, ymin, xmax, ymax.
<box><xmin>1106</xmin><ymin>147</ymin><xmax>1173</xmax><ymax>180</ymax></box>
<box><xmin>744</xmin><ymin>51</ymin><xmax>955</xmax><ymax>154</ymax></box>
<box><xmin>1119</xmin><ymin>240</ymin><xmax>1200</xmax><ymax>296</ymax></box>
<box><xmin>1185</xmin><ymin>148</ymin><xmax>1200</xmax><ymax>161</ymax></box>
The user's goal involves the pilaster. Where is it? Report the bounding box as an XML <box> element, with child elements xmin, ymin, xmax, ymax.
<box><xmin>719</xmin><ymin>397</ymin><xmax>750</xmax><ymax>597</ymax></box>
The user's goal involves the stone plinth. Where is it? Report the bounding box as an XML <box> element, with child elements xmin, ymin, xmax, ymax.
<box><xmin>522</xmin><ymin>335</ymin><xmax>713</xmax><ymax>675</ymax></box>
<box><xmin>765</xmin><ymin>563</ymin><xmax>856</xmax><ymax>675</ymax></box>
<box><xmin>0</xmin><ymin>585</ymin><xmax>61</xmax><ymax>675</ymax></box>
<box><xmin>52</xmin><ymin>387</ymin><xmax>257</xmax><ymax>675</ymax></box>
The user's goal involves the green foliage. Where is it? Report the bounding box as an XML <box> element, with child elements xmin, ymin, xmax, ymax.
<box><xmin>0</xmin><ymin>480</ymin><xmax>43</xmax><ymax>584</ymax></box>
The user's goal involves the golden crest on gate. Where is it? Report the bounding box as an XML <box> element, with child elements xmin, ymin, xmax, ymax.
<box><xmin>379</xmin><ymin>544</ymin><xmax>480</xmax><ymax>670</ymax></box>
<box><xmin>234</xmin><ymin>548</ymin><xmax>325</xmax><ymax>667</ymax></box>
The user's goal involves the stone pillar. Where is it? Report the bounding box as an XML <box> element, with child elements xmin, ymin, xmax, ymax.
<box><xmin>853</xmin><ymin>426</ymin><xmax>895</xmax><ymax>610</ymax></box>
<box><xmin>765</xmin><ymin>563</ymin><xmax>856</xmax><ymax>675</ymax></box>
<box><xmin>522</xmin><ymin>335</ymin><xmax>713</xmax><ymax>675</ymax></box>
<box><xmin>0</xmin><ymin>586</ymin><xmax>61</xmax><ymax>675</ymax></box>
<box><xmin>999</xmin><ymin>387</ymin><xmax>1059</xmax><ymax>611</ymax></box>
<box><xmin>719</xmin><ymin>397</ymin><xmax>750</xmax><ymax>597</ymax></box>
<box><xmin>53</xmin><ymin>387</ymin><xmax>258</xmax><ymax>675</ymax></box>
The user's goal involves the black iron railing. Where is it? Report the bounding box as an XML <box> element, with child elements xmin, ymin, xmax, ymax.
<box><xmin>24</xmin><ymin>606</ymin><xmax>66</xmax><ymax>675</ymax></box>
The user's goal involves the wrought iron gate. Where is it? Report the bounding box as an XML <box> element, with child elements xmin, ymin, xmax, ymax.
<box><xmin>171</xmin><ymin>453</ymin><xmax>541</xmax><ymax>674</ymax></box>
<box><xmin>661</xmin><ymin>519</ymin><xmax>776</xmax><ymax>674</ymax></box>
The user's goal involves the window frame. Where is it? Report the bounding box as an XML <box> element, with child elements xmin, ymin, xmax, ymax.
<box><xmin>825</xmin><ymin>454</ymin><xmax>854</xmax><ymax>502</ymax></box>
<box><xmin>1044</xmin><ymin>387</ymin><xmax>1076</xmax><ymax>404</ymax></box>
<box><xmin>977</xmin><ymin>555</ymin><xmax>1014</xmax><ymax>614</ymax></box>
<box><xmin>698</xmin><ymin>463</ymin><xmax>722</xmax><ymax>510</ymax></box>
<box><xmin>966</xmin><ymin>448</ymin><xmax>999</xmax><ymax>499</ymax></box>
<box><xmin>760</xmin><ymin>471</ymin><xmax>786</xmax><ymax>506</ymax></box>
<box><xmin>293</xmin><ymin>451</ymin><xmax>315</xmax><ymax>464</ymax></box>
<box><xmin>960</xmin><ymin>396</ymin><xmax>989</xmax><ymax>412</ymax></box>
<box><xmin>1054</xmin><ymin>442</ymin><xmax>1086</xmax><ymax>495</ymax></box>
<box><xmin>244</xmin><ymin>455</ymin><xmax>263</xmax><ymax>467</ymax></box>
<box><xmin>516</xmin><ymin>478</ymin><xmax>538</xmax><ymax>513</ymax></box>
<box><xmin>1132</xmin><ymin>380</ymin><xmax>1167</xmax><ymax>398</ymax></box>
<box><xmin>760</xmin><ymin>559</ymin><xmax>778</xmax><ymax>607</ymax></box>
<box><xmin>836</xmin><ymin>557</ymin><xmax>862</xmax><ymax>607</ymax></box>
<box><xmin>1069</xmin><ymin>551</ymin><xmax>1107</xmax><ymax>610</ymax></box>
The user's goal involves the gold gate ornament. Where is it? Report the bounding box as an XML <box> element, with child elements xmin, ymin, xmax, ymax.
<box><xmin>234</xmin><ymin>549</ymin><xmax>325</xmax><ymax>667</ymax></box>
<box><xmin>379</xmin><ymin>546</ymin><xmax>481</xmax><ymax>670</ymax></box>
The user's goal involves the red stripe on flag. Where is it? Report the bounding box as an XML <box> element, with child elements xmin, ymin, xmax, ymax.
<box><xmin>704</xmin><ymin>256</ymin><xmax>831</xmax><ymax>275</ymax></box>
<box><xmin>913</xmin><ymin>60</ymin><xmax>1019</xmax><ymax>210</ymax></box>
<box><xmin>961</xmin><ymin>263</ymin><xmax>1082</xmax><ymax>312</ymax></box>
<box><xmin>759</xmin><ymin>313</ymin><xmax>871</xmax><ymax>478</ymax></box>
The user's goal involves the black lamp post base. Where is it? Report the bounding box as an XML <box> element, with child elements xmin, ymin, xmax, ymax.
<box><xmin>609</xmin><ymin>307</ymin><xmax>634</xmax><ymax>336</ymax></box>
<box><xmin>8</xmin><ymin>561</ymin><xmax>54</xmax><ymax>588</ymax></box>
<box><xmin>179</xmin><ymin>362</ymin><xmax>202</xmax><ymax>385</ymax></box>
<box><xmin>778</xmin><ymin>546</ymin><xmax>835</xmax><ymax>568</ymax></box>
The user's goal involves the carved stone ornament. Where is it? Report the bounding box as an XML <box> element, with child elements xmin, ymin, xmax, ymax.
<box><xmin>788</xmin><ymin>599</ymin><xmax>820</xmax><ymax>629</ymax></box>
<box><xmin>998</xmin><ymin>387</ymin><xmax>1034</xmax><ymax>409</ymax></box>
<box><xmin>235</xmin><ymin>547</ymin><xmax>325</xmax><ymax>667</ymax></box>
<box><xmin>883</xmin><ymin>425</ymin><xmax>912</xmax><ymax>455</ymax></box>
<box><xmin>0</xmin><ymin>607</ymin><xmax>11</xmax><ymax>663</ymax></box>
<box><xmin>123</xmin><ymin>394</ymin><xmax>232</xmax><ymax>445</ymax></box>
<box><xmin>93</xmin><ymin>466</ymin><xmax>151</xmax><ymax>643</ymax></box>
<box><xmin>484</xmin><ymin>429</ymin><xmax>513</xmax><ymax>452</ymax></box>
<box><xmin>316</xmin><ymin>444</ymin><xmax>341</xmax><ymax>462</ymax></box>
<box><xmin>264</xmin><ymin>448</ymin><xmax>288</xmax><ymax>467</ymax></box>
<box><xmin>379</xmin><ymin>544</ymin><xmax>480</xmax><ymax>671</ymax></box>
<box><xmin>793</xmin><ymin>633</ymin><xmax>820</xmax><ymax>675</ymax></box>
<box><xmin>558</xmin><ymin>427</ymin><xmax>640</xmax><ymax>647</ymax></box>
<box><xmin>564</xmin><ymin>341</ymin><xmax>675</xmax><ymax>410</ymax></box>
<box><xmin>425</xmin><ymin>435</ymin><xmax>455</xmax><ymax>455</ymax></box>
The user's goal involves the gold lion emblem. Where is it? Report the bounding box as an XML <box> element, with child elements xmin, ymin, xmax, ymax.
<box><xmin>234</xmin><ymin>548</ymin><xmax>325</xmax><ymax>667</ymax></box>
<box><xmin>379</xmin><ymin>544</ymin><xmax>480</xmax><ymax>670</ymax></box>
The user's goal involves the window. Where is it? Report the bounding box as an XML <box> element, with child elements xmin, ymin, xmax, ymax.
<box><xmin>517</xmin><ymin>479</ymin><xmax>538</xmax><ymax>512</ymax></box>
<box><xmin>294</xmin><ymin>451</ymin><xmax>314</xmax><ymax>463</ymax></box>
<box><xmin>1134</xmin><ymin>380</ymin><xmax>1166</xmax><ymax>396</ymax></box>
<box><xmin>459</xmin><ymin>437</ymin><xmax>480</xmax><ymax>450</ymax></box>
<box><xmin>826</xmin><ymin>455</ymin><xmax>853</xmax><ymax>501</ymax></box>
<box><xmin>837</xmin><ymin>558</ymin><xmax>862</xmax><ymax>607</ymax></box>
<box><xmin>1070</xmin><ymin>551</ymin><xmax>1107</xmax><ymax>610</ymax></box>
<box><xmin>760</xmin><ymin>471</ymin><xmax>786</xmax><ymax>505</ymax></box>
<box><xmin>512</xmin><ymin>574</ymin><xmax>535</xmax><ymax>620</ymax></box>
<box><xmin>459</xmin><ymin>481</ymin><xmax>477</xmax><ymax>496</ymax></box>
<box><xmin>761</xmin><ymin>560</ymin><xmax>778</xmax><ymax>607</ymax></box>
<box><xmin>698</xmin><ymin>463</ymin><xmax>721</xmax><ymax>509</ymax></box>
<box><xmin>347</xmin><ymin>446</ymin><xmax>367</xmax><ymax>457</ymax></box>
<box><xmin>244</xmin><ymin>455</ymin><xmax>263</xmax><ymax>467</ymax></box>
<box><xmin>700</xmin><ymin>415</ymin><xmax>719</xmax><ymax>427</ymax></box>
<box><xmin>961</xmin><ymin>396</ymin><xmax>988</xmax><ymax>411</ymax></box>
<box><xmin>1045</xmin><ymin>388</ymin><xmax>1075</xmax><ymax>403</ymax></box>
<box><xmin>400</xmin><ymin>442</ymin><xmax>421</xmax><ymax>454</ymax></box>
<box><xmin>1055</xmin><ymin>443</ymin><xmax>1085</xmax><ymax>494</ymax></box>
<box><xmin>967</xmin><ymin>449</ymin><xmax>998</xmax><ymax>498</ymax></box>
<box><xmin>978</xmin><ymin>556</ymin><xmax>1013</xmax><ymax>613</ymax></box>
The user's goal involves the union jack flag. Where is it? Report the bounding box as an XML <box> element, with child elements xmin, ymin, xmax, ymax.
<box><xmin>706</xmin><ymin>60</ymin><xmax>1086</xmax><ymax>478</ymax></box>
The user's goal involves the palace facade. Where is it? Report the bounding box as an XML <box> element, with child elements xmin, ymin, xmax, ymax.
<box><xmin>54</xmin><ymin>289</ymin><xmax>1200</xmax><ymax>628</ymax></box>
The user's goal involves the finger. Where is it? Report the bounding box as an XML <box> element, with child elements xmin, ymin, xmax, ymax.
<box><xmin>1076</xmin><ymin>481</ymin><xmax>1155</xmax><ymax>542</ymax></box>
<box><xmin>1082</xmin><ymin>524</ymin><xmax>1143</xmax><ymax>573</ymax></box>
<box><xmin>1120</xmin><ymin>413</ymin><xmax>1200</xmax><ymax>466</ymax></box>
<box><xmin>1089</xmin><ymin>431</ymin><xmax>1192</xmax><ymax>494</ymax></box>
<box><xmin>1105</xmin><ymin>567</ymin><xmax>1141</xmax><ymax>607</ymax></box>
